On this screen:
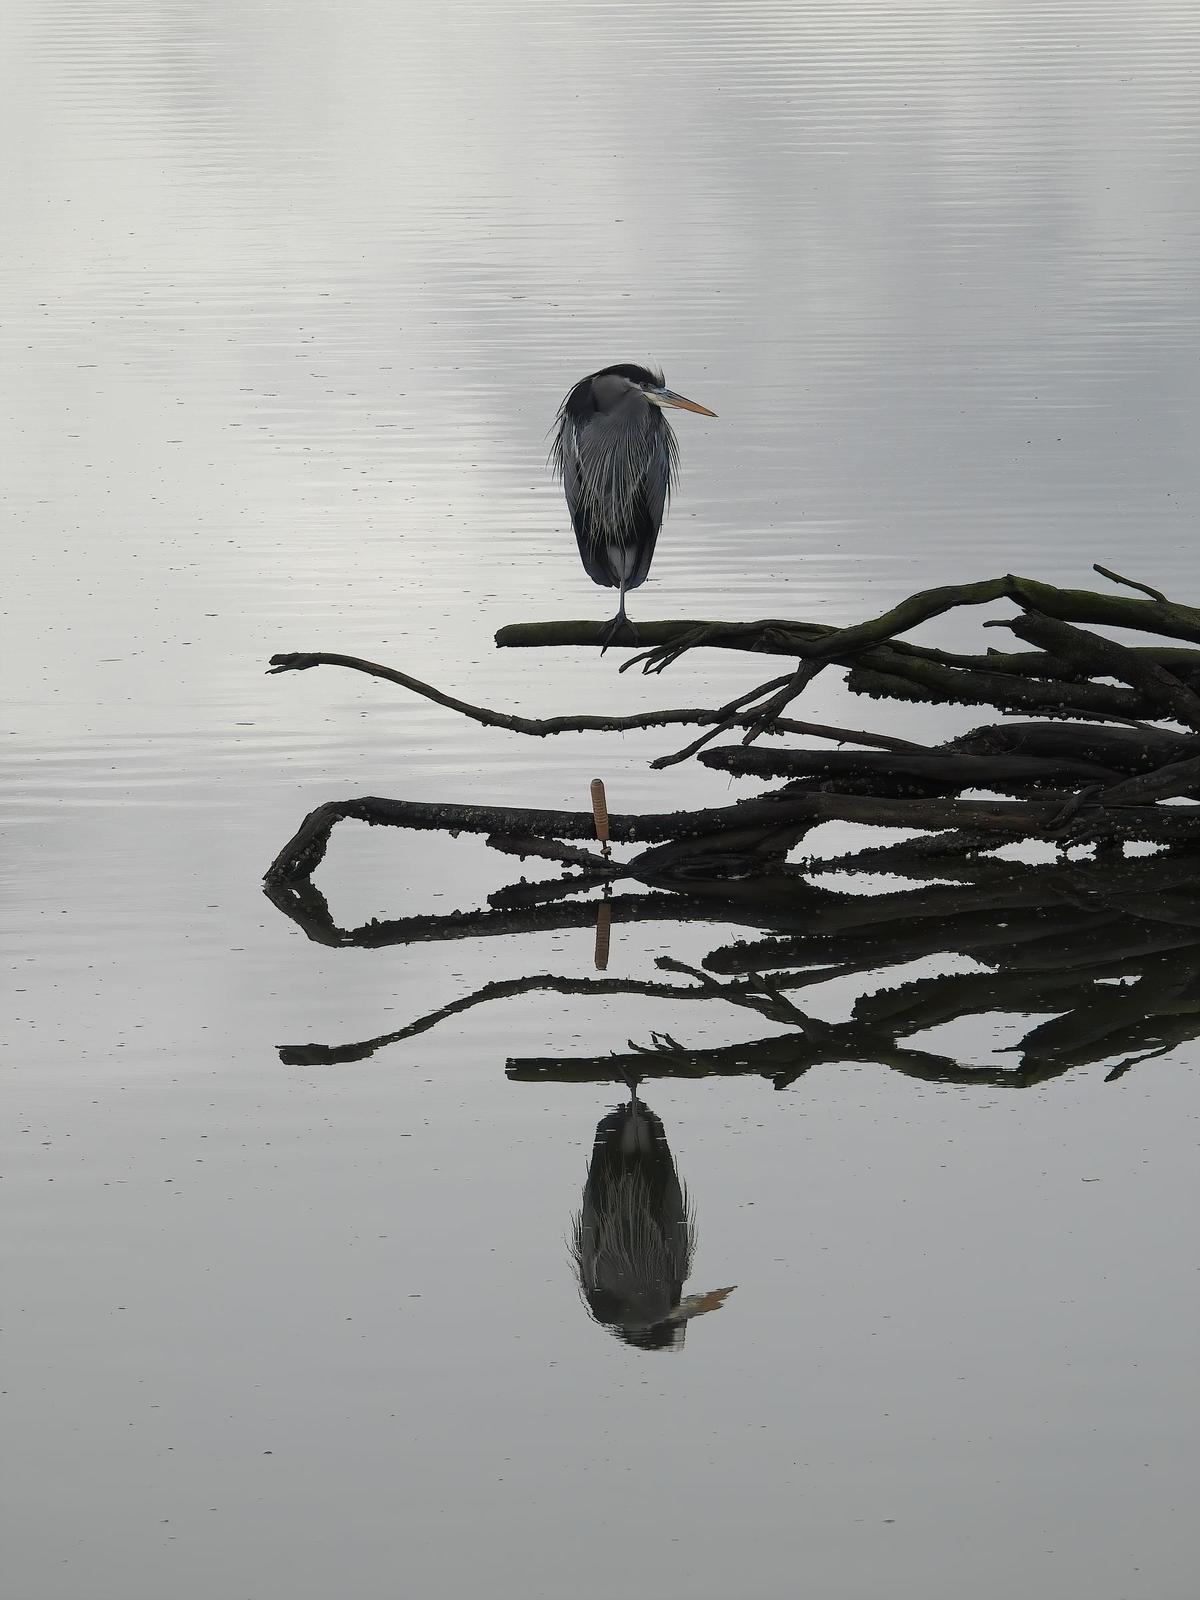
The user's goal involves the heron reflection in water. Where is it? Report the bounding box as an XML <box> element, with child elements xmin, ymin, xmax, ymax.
<box><xmin>571</xmin><ymin>1081</ymin><xmax>735</xmax><ymax>1351</ymax></box>
<box><xmin>552</xmin><ymin>364</ymin><xmax>717</xmax><ymax>646</ymax></box>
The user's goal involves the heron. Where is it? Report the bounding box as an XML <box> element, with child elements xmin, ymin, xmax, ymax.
<box><xmin>570</xmin><ymin>1081</ymin><xmax>735</xmax><ymax>1351</ymax></box>
<box><xmin>552</xmin><ymin>363</ymin><xmax>716</xmax><ymax>646</ymax></box>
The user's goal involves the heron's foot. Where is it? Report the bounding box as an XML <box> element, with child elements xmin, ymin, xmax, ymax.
<box><xmin>627</xmin><ymin>1030</ymin><xmax>686</xmax><ymax>1057</ymax></box>
<box><xmin>622</xmin><ymin>625</ymin><xmax>712</xmax><ymax>675</ymax></box>
<box><xmin>599</xmin><ymin>613</ymin><xmax>639</xmax><ymax>654</ymax></box>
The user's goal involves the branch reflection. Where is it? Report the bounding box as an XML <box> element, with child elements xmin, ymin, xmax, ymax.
<box><xmin>270</xmin><ymin>847</ymin><xmax>1200</xmax><ymax>1085</ymax></box>
<box><xmin>268</xmin><ymin>846</ymin><xmax>1198</xmax><ymax>1355</ymax></box>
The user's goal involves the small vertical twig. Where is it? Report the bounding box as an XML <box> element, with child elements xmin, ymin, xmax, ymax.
<box><xmin>590</xmin><ymin>779</ymin><xmax>611</xmax><ymax>859</ymax></box>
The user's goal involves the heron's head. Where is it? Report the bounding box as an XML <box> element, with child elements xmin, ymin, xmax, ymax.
<box><xmin>567</xmin><ymin>363</ymin><xmax>717</xmax><ymax>420</ymax></box>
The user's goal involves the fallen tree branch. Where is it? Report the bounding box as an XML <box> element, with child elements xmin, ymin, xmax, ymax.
<box><xmin>845</xmin><ymin>661</ymin><xmax>1149</xmax><ymax>721</ymax></box>
<box><xmin>267</xmin><ymin>649</ymin><xmax>777</xmax><ymax>739</ymax></box>
<box><xmin>996</xmin><ymin>611</ymin><xmax>1200</xmax><ymax>731</ymax></box>
<box><xmin>696</xmin><ymin>745</ymin><xmax>1120</xmax><ymax>797</ymax></box>
<box><xmin>1094</xmin><ymin>563</ymin><xmax>1169</xmax><ymax>604</ymax></box>
<box><xmin>265</xmin><ymin>785</ymin><xmax>1200</xmax><ymax>887</ymax></box>
<box><xmin>266</xmin><ymin>650</ymin><xmax>924</xmax><ymax>753</ymax></box>
<box><xmin>640</xmin><ymin>573</ymin><xmax>1196</xmax><ymax>763</ymax></box>
<box><xmin>266</xmin><ymin>570</ymin><xmax>1200</xmax><ymax>898</ymax></box>
<box><xmin>945</xmin><ymin>720</ymin><xmax>1194</xmax><ymax>769</ymax></box>
<box><xmin>496</xmin><ymin>575</ymin><xmax>1200</xmax><ymax>662</ymax></box>
<box><xmin>1099</xmin><ymin>752</ymin><xmax>1200</xmax><ymax>806</ymax></box>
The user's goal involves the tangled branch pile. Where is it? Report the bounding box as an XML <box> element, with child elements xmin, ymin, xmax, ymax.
<box><xmin>265</xmin><ymin>565</ymin><xmax>1200</xmax><ymax>887</ymax></box>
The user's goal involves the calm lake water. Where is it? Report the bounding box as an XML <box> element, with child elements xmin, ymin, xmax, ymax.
<box><xmin>4</xmin><ymin>3</ymin><xmax>1200</xmax><ymax>1596</ymax></box>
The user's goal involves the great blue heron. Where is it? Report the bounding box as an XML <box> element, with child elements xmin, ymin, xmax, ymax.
<box><xmin>552</xmin><ymin>363</ymin><xmax>716</xmax><ymax>645</ymax></box>
<box><xmin>570</xmin><ymin>1082</ymin><xmax>735</xmax><ymax>1350</ymax></box>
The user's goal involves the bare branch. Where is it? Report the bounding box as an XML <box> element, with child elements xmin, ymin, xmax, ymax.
<box><xmin>1093</xmin><ymin>564</ymin><xmax>1169</xmax><ymax>604</ymax></box>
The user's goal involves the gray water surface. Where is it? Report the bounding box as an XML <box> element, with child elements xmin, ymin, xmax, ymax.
<box><xmin>4</xmin><ymin>3</ymin><xmax>1199</xmax><ymax>1596</ymax></box>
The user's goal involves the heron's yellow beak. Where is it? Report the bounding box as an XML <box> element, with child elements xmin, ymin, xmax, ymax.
<box><xmin>645</xmin><ymin>386</ymin><xmax>717</xmax><ymax>418</ymax></box>
<box><xmin>672</xmin><ymin>1285</ymin><xmax>737</xmax><ymax>1321</ymax></box>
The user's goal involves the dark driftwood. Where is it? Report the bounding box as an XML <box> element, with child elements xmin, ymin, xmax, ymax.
<box><xmin>843</xmin><ymin>662</ymin><xmax>1148</xmax><ymax>720</ymax></box>
<box><xmin>638</xmin><ymin>570</ymin><xmax>1200</xmax><ymax>762</ymax></box>
<box><xmin>267</xmin><ymin>649</ymin><xmax>788</xmax><ymax>739</ymax></box>
<box><xmin>494</xmin><ymin>571</ymin><xmax>1200</xmax><ymax>763</ymax></box>
<box><xmin>263</xmin><ymin>792</ymin><xmax>827</xmax><ymax>884</ymax></box>
<box><xmin>1099</xmin><ymin>752</ymin><xmax>1200</xmax><ymax>806</ymax></box>
<box><xmin>264</xmin><ymin>787</ymin><xmax>1200</xmax><ymax>886</ymax></box>
<box><xmin>997</xmin><ymin>611</ymin><xmax>1200</xmax><ymax>731</ymax></box>
<box><xmin>495</xmin><ymin>573</ymin><xmax>1200</xmax><ymax>658</ymax></box>
<box><xmin>945</xmin><ymin>721</ymin><xmax>1195</xmax><ymax>770</ymax></box>
<box><xmin>266</xmin><ymin>650</ymin><xmax>923</xmax><ymax>753</ymax></box>
<box><xmin>268</xmin><ymin>566</ymin><xmax>1200</xmax><ymax>891</ymax></box>
<box><xmin>264</xmin><ymin>565</ymin><xmax>1200</xmax><ymax>1093</ymax></box>
<box><xmin>696</xmin><ymin>745</ymin><xmax>1120</xmax><ymax>797</ymax></box>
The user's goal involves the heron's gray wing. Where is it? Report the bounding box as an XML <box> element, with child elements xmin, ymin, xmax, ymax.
<box><xmin>557</xmin><ymin>407</ymin><xmax>677</xmax><ymax>591</ymax></box>
<box><xmin>625</xmin><ymin>423</ymin><xmax>675</xmax><ymax>591</ymax></box>
<box><xmin>559</xmin><ymin>416</ymin><xmax>619</xmax><ymax>588</ymax></box>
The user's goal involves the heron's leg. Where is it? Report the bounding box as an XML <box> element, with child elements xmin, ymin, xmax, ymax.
<box><xmin>599</xmin><ymin>579</ymin><xmax>638</xmax><ymax>652</ymax></box>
